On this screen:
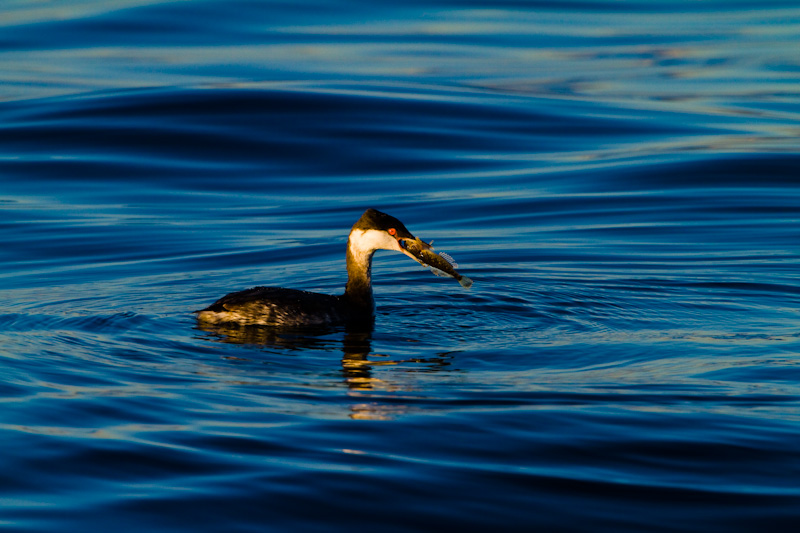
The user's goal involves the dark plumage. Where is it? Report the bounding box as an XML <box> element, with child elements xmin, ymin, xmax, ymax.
<box><xmin>197</xmin><ymin>286</ymin><xmax>363</xmax><ymax>326</ymax></box>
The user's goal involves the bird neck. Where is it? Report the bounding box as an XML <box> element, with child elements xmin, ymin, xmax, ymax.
<box><xmin>343</xmin><ymin>235</ymin><xmax>375</xmax><ymax>311</ymax></box>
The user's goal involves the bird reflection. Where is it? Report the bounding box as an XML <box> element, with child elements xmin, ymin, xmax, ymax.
<box><xmin>194</xmin><ymin>321</ymin><xmax>452</xmax><ymax>403</ymax></box>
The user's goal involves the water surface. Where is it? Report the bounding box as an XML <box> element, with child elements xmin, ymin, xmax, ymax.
<box><xmin>2</xmin><ymin>1</ymin><xmax>800</xmax><ymax>531</ymax></box>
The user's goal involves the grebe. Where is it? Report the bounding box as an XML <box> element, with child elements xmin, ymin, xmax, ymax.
<box><xmin>195</xmin><ymin>208</ymin><xmax>471</xmax><ymax>327</ymax></box>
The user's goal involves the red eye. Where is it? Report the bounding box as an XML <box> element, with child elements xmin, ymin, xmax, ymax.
<box><xmin>388</xmin><ymin>228</ymin><xmax>396</xmax><ymax>236</ymax></box>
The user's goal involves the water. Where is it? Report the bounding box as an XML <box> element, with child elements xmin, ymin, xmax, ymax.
<box><xmin>2</xmin><ymin>1</ymin><xmax>800</xmax><ymax>530</ymax></box>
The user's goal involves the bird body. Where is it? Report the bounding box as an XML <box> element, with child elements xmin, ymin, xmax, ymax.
<box><xmin>195</xmin><ymin>208</ymin><xmax>470</xmax><ymax>327</ymax></box>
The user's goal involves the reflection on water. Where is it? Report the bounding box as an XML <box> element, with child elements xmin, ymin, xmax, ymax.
<box><xmin>195</xmin><ymin>320</ymin><xmax>352</xmax><ymax>350</ymax></box>
<box><xmin>195</xmin><ymin>320</ymin><xmax>453</xmax><ymax>413</ymax></box>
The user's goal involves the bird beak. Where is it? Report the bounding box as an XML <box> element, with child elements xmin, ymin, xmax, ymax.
<box><xmin>396</xmin><ymin>235</ymin><xmax>433</xmax><ymax>264</ymax></box>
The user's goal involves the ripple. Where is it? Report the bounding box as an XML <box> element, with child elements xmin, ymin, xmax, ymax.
<box><xmin>3</xmin><ymin>1</ymin><xmax>800</xmax><ymax>531</ymax></box>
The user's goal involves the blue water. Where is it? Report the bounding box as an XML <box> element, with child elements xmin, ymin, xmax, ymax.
<box><xmin>2</xmin><ymin>1</ymin><xmax>800</xmax><ymax>530</ymax></box>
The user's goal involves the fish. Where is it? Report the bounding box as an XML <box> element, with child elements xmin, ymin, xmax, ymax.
<box><xmin>400</xmin><ymin>237</ymin><xmax>473</xmax><ymax>289</ymax></box>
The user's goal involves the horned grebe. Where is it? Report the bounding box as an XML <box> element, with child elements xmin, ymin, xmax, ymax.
<box><xmin>195</xmin><ymin>208</ymin><xmax>471</xmax><ymax>327</ymax></box>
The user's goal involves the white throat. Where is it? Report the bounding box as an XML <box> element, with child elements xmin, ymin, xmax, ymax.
<box><xmin>344</xmin><ymin>229</ymin><xmax>402</xmax><ymax>309</ymax></box>
<box><xmin>348</xmin><ymin>229</ymin><xmax>402</xmax><ymax>261</ymax></box>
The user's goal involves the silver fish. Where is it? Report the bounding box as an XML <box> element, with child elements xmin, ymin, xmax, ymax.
<box><xmin>400</xmin><ymin>237</ymin><xmax>473</xmax><ymax>289</ymax></box>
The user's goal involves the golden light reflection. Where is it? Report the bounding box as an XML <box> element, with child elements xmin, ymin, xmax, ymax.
<box><xmin>348</xmin><ymin>403</ymin><xmax>409</xmax><ymax>420</ymax></box>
